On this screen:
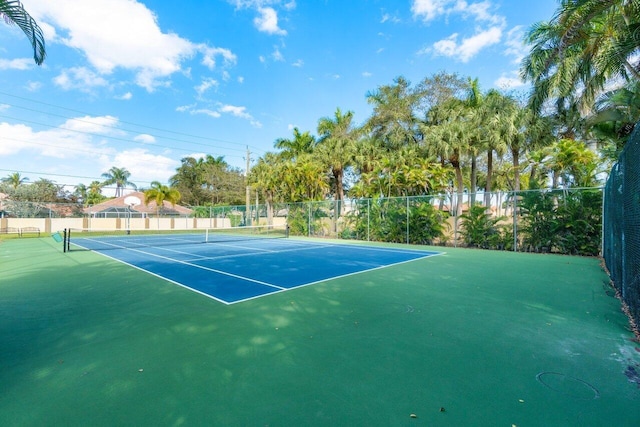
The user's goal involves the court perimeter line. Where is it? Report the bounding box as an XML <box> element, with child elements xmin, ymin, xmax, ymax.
<box><xmin>70</xmin><ymin>244</ymin><xmax>233</xmax><ymax>305</ymax></box>
<box><xmin>227</xmin><ymin>251</ymin><xmax>446</xmax><ymax>305</ymax></box>
<box><xmin>75</xmin><ymin>238</ymin><xmax>287</xmax><ymax>291</ymax></box>
<box><xmin>182</xmin><ymin>242</ymin><xmax>335</xmax><ymax>262</ymax></box>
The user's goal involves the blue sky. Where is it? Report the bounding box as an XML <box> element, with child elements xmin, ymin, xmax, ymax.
<box><xmin>0</xmin><ymin>0</ymin><xmax>559</xmax><ymax>194</ymax></box>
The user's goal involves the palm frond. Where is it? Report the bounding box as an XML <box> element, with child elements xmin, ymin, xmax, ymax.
<box><xmin>0</xmin><ymin>0</ymin><xmax>46</xmax><ymax>65</ymax></box>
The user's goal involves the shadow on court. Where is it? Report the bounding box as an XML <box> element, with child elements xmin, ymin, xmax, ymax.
<box><xmin>1</xmin><ymin>237</ymin><xmax>639</xmax><ymax>426</ymax></box>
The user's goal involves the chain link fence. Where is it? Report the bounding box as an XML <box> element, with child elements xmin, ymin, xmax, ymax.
<box><xmin>603</xmin><ymin>126</ymin><xmax>640</xmax><ymax>333</ymax></box>
<box><xmin>2</xmin><ymin>188</ymin><xmax>603</xmax><ymax>257</ymax></box>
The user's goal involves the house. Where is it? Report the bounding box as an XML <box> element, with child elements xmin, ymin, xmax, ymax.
<box><xmin>83</xmin><ymin>191</ymin><xmax>192</xmax><ymax>218</ymax></box>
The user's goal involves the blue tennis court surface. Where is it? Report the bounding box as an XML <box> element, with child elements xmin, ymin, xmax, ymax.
<box><xmin>70</xmin><ymin>234</ymin><xmax>441</xmax><ymax>304</ymax></box>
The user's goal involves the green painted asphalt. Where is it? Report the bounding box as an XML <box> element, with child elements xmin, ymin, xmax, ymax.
<box><xmin>1</xmin><ymin>237</ymin><xmax>639</xmax><ymax>426</ymax></box>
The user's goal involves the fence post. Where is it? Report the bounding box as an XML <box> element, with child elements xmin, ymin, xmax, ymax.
<box><xmin>367</xmin><ymin>199</ymin><xmax>370</xmax><ymax>241</ymax></box>
<box><xmin>308</xmin><ymin>202</ymin><xmax>311</xmax><ymax>237</ymax></box>
<box><xmin>512</xmin><ymin>192</ymin><xmax>517</xmax><ymax>252</ymax></box>
<box><xmin>406</xmin><ymin>196</ymin><xmax>410</xmax><ymax>244</ymax></box>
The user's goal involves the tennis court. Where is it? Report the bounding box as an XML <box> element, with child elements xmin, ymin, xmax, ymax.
<box><xmin>2</xmin><ymin>236</ymin><xmax>640</xmax><ymax>426</ymax></box>
<box><xmin>65</xmin><ymin>227</ymin><xmax>441</xmax><ymax>304</ymax></box>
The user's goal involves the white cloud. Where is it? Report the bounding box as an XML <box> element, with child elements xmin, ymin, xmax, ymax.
<box><xmin>0</xmin><ymin>58</ymin><xmax>33</xmax><ymax>70</ymax></box>
<box><xmin>134</xmin><ymin>134</ymin><xmax>156</xmax><ymax>144</ymax></box>
<box><xmin>176</xmin><ymin>103</ymin><xmax>260</xmax><ymax>126</ymax></box>
<box><xmin>0</xmin><ymin>119</ymin><xmax>116</xmax><ymax>159</ymax></box>
<box><xmin>191</xmin><ymin>108</ymin><xmax>222</xmax><ymax>118</ymax></box>
<box><xmin>494</xmin><ymin>72</ymin><xmax>525</xmax><ymax>89</ymax></box>
<box><xmin>60</xmin><ymin>115</ymin><xmax>121</xmax><ymax>134</ymax></box>
<box><xmin>362</xmin><ymin>71</ymin><xmax>373</xmax><ymax>78</ymax></box>
<box><xmin>219</xmin><ymin>104</ymin><xmax>251</xmax><ymax>118</ymax></box>
<box><xmin>195</xmin><ymin>78</ymin><xmax>219</xmax><ymax>96</ymax></box>
<box><xmin>107</xmin><ymin>148</ymin><xmax>179</xmax><ymax>185</ymax></box>
<box><xmin>272</xmin><ymin>46</ymin><xmax>285</xmax><ymax>62</ymax></box>
<box><xmin>412</xmin><ymin>0</ymin><xmax>501</xmax><ymax>23</ymax></box>
<box><xmin>431</xmin><ymin>26</ymin><xmax>502</xmax><ymax>62</ymax></box>
<box><xmin>116</xmin><ymin>92</ymin><xmax>133</xmax><ymax>100</ymax></box>
<box><xmin>381</xmin><ymin>12</ymin><xmax>401</xmax><ymax>24</ymax></box>
<box><xmin>504</xmin><ymin>26</ymin><xmax>526</xmax><ymax>64</ymax></box>
<box><xmin>200</xmin><ymin>46</ymin><xmax>237</xmax><ymax>70</ymax></box>
<box><xmin>453</xmin><ymin>1</ymin><xmax>504</xmax><ymax>25</ymax></box>
<box><xmin>254</xmin><ymin>7</ymin><xmax>287</xmax><ymax>35</ymax></box>
<box><xmin>219</xmin><ymin>104</ymin><xmax>262</xmax><ymax>127</ymax></box>
<box><xmin>413</xmin><ymin>0</ymin><xmax>506</xmax><ymax>62</ymax></box>
<box><xmin>25</xmin><ymin>0</ymin><xmax>235</xmax><ymax>92</ymax></box>
<box><xmin>26</xmin><ymin>81</ymin><xmax>43</xmax><ymax>92</ymax></box>
<box><xmin>53</xmin><ymin>67</ymin><xmax>109</xmax><ymax>91</ymax></box>
<box><xmin>292</xmin><ymin>59</ymin><xmax>304</xmax><ymax>67</ymax></box>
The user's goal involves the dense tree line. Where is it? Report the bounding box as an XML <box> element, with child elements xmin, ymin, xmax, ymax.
<box><xmin>3</xmin><ymin>0</ymin><xmax>638</xmax><ymax>219</ymax></box>
<box><xmin>246</xmin><ymin>0</ymin><xmax>639</xmax><ymax>217</ymax></box>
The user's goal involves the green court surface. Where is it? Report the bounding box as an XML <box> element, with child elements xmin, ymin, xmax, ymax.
<box><xmin>1</xmin><ymin>237</ymin><xmax>639</xmax><ymax>426</ymax></box>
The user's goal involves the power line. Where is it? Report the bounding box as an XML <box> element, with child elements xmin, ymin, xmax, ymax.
<box><xmin>0</xmin><ymin>91</ymin><xmax>267</xmax><ymax>155</ymax></box>
<box><xmin>0</xmin><ymin>168</ymin><xmax>156</xmax><ymax>186</ymax></box>
<box><xmin>0</xmin><ymin>117</ymin><xmax>246</xmax><ymax>160</ymax></box>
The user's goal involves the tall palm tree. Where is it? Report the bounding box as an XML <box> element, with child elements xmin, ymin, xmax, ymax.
<box><xmin>522</xmin><ymin>0</ymin><xmax>640</xmax><ymax>113</ymax></box>
<box><xmin>588</xmin><ymin>80</ymin><xmax>640</xmax><ymax>159</ymax></box>
<box><xmin>144</xmin><ymin>181</ymin><xmax>181</xmax><ymax>215</ymax></box>
<box><xmin>478</xmin><ymin>89</ymin><xmax>510</xmax><ymax>206</ymax></box>
<box><xmin>462</xmin><ymin>77</ymin><xmax>484</xmax><ymax>205</ymax></box>
<box><xmin>422</xmin><ymin>99</ymin><xmax>469</xmax><ymax>216</ymax></box>
<box><xmin>1</xmin><ymin>172</ymin><xmax>28</xmax><ymax>189</ymax></box>
<box><xmin>101</xmin><ymin>167</ymin><xmax>136</xmax><ymax>197</ymax></box>
<box><xmin>0</xmin><ymin>0</ymin><xmax>46</xmax><ymax>65</ymax></box>
<box><xmin>316</xmin><ymin>107</ymin><xmax>359</xmax><ymax>212</ymax></box>
<box><xmin>86</xmin><ymin>181</ymin><xmax>105</xmax><ymax>205</ymax></box>
<box><xmin>249</xmin><ymin>152</ymin><xmax>284</xmax><ymax>224</ymax></box>
<box><xmin>74</xmin><ymin>183</ymin><xmax>88</xmax><ymax>204</ymax></box>
<box><xmin>365</xmin><ymin>76</ymin><xmax>420</xmax><ymax>149</ymax></box>
<box><xmin>274</xmin><ymin>127</ymin><xmax>316</xmax><ymax>160</ymax></box>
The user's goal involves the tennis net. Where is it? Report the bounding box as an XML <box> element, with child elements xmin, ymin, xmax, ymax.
<box><xmin>64</xmin><ymin>224</ymin><xmax>289</xmax><ymax>252</ymax></box>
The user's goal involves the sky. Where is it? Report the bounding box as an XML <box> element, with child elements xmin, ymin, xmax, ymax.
<box><xmin>0</xmin><ymin>0</ymin><xmax>559</xmax><ymax>195</ymax></box>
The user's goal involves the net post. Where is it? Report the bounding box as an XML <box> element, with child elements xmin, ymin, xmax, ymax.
<box><xmin>66</xmin><ymin>228</ymin><xmax>71</xmax><ymax>252</ymax></box>
<box><xmin>63</xmin><ymin>228</ymin><xmax>67</xmax><ymax>253</ymax></box>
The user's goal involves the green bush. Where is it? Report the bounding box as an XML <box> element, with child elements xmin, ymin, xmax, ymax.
<box><xmin>342</xmin><ymin>197</ymin><xmax>447</xmax><ymax>245</ymax></box>
<box><xmin>459</xmin><ymin>205</ymin><xmax>505</xmax><ymax>249</ymax></box>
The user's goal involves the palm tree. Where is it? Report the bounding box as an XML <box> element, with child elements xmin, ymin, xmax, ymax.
<box><xmin>316</xmin><ymin>107</ymin><xmax>359</xmax><ymax>213</ymax></box>
<box><xmin>249</xmin><ymin>153</ymin><xmax>284</xmax><ymax>225</ymax></box>
<box><xmin>74</xmin><ymin>183</ymin><xmax>88</xmax><ymax>204</ymax></box>
<box><xmin>545</xmin><ymin>138</ymin><xmax>599</xmax><ymax>188</ymax></box>
<box><xmin>365</xmin><ymin>76</ymin><xmax>420</xmax><ymax>149</ymax></box>
<box><xmin>588</xmin><ymin>80</ymin><xmax>640</xmax><ymax>159</ymax></box>
<box><xmin>101</xmin><ymin>167</ymin><xmax>136</xmax><ymax>197</ymax></box>
<box><xmin>422</xmin><ymin>99</ymin><xmax>469</xmax><ymax>216</ymax></box>
<box><xmin>86</xmin><ymin>181</ymin><xmax>105</xmax><ymax>205</ymax></box>
<box><xmin>478</xmin><ymin>89</ymin><xmax>510</xmax><ymax>206</ymax></box>
<box><xmin>0</xmin><ymin>0</ymin><xmax>46</xmax><ymax>65</ymax></box>
<box><xmin>462</xmin><ymin>77</ymin><xmax>484</xmax><ymax>206</ymax></box>
<box><xmin>522</xmin><ymin>0</ymin><xmax>640</xmax><ymax>113</ymax></box>
<box><xmin>144</xmin><ymin>181</ymin><xmax>181</xmax><ymax>216</ymax></box>
<box><xmin>274</xmin><ymin>128</ymin><xmax>316</xmax><ymax>160</ymax></box>
<box><xmin>1</xmin><ymin>172</ymin><xmax>28</xmax><ymax>189</ymax></box>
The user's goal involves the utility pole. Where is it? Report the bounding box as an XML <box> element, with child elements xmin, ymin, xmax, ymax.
<box><xmin>245</xmin><ymin>146</ymin><xmax>251</xmax><ymax>226</ymax></box>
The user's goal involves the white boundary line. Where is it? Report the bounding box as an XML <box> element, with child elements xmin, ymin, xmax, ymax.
<box><xmin>77</xmin><ymin>237</ymin><xmax>286</xmax><ymax>290</ymax></box>
<box><xmin>72</xmin><ymin>237</ymin><xmax>445</xmax><ymax>305</ymax></box>
<box><xmin>228</xmin><ymin>251</ymin><xmax>445</xmax><ymax>304</ymax></box>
